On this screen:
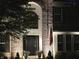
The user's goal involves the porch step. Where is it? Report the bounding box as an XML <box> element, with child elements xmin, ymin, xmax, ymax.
<box><xmin>27</xmin><ymin>55</ymin><xmax>38</xmax><ymax>59</ymax></box>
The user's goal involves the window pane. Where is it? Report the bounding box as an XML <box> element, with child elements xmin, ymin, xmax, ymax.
<box><xmin>58</xmin><ymin>43</ymin><xmax>64</xmax><ymax>51</ymax></box>
<box><xmin>58</xmin><ymin>35</ymin><xmax>64</xmax><ymax>42</ymax></box>
<box><xmin>74</xmin><ymin>35</ymin><xmax>79</xmax><ymax>51</ymax></box>
<box><xmin>66</xmin><ymin>35</ymin><xmax>71</xmax><ymax>51</ymax></box>
<box><xmin>53</xmin><ymin>7</ymin><xmax>63</xmax><ymax>23</ymax></box>
<box><xmin>24</xmin><ymin>11</ymin><xmax>38</xmax><ymax>29</ymax></box>
<box><xmin>53</xmin><ymin>15</ymin><xmax>61</xmax><ymax>23</ymax></box>
<box><xmin>53</xmin><ymin>7</ymin><xmax>61</xmax><ymax>15</ymax></box>
<box><xmin>58</xmin><ymin>35</ymin><xmax>64</xmax><ymax>51</ymax></box>
<box><xmin>74</xmin><ymin>43</ymin><xmax>79</xmax><ymax>50</ymax></box>
<box><xmin>0</xmin><ymin>44</ymin><xmax>5</xmax><ymax>52</ymax></box>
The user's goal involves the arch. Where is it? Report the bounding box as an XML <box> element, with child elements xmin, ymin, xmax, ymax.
<box><xmin>28</xmin><ymin>1</ymin><xmax>52</xmax><ymax>57</ymax></box>
<box><xmin>28</xmin><ymin>1</ymin><xmax>43</xmax><ymax>52</ymax></box>
<box><xmin>28</xmin><ymin>0</ymin><xmax>46</xmax><ymax>11</ymax></box>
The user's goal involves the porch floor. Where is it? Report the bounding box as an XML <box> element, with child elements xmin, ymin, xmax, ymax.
<box><xmin>26</xmin><ymin>55</ymin><xmax>43</xmax><ymax>59</ymax></box>
<box><xmin>27</xmin><ymin>55</ymin><xmax>38</xmax><ymax>59</ymax></box>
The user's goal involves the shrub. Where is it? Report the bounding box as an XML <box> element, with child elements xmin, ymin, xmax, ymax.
<box><xmin>55</xmin><ymin>52</ymin><xmax>79</xmax><ymax>59</ymax></box>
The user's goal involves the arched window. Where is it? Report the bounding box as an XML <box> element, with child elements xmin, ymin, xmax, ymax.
<box><xmin>23</xmin><ymin>11</ymin><xmax>38</xmax><ymax>29</ymax></box>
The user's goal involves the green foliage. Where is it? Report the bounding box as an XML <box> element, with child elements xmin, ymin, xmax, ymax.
<box><xmin>0</xmin><ymin>52</ymin><xmax>4</xmax><ymax>56</ymax></box>
<box><xmin>0</xmin><ymin>0</ymin><xmax>38</xmax><ymax>33</ymax></box>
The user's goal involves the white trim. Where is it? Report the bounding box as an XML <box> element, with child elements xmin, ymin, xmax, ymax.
<box><xmin>53</xmin><ymin>31</ymin><xmax>79</xmax><ymax>35</ymax></box>
<box><xmin>27</xmin><ymin>2</ymin><xmax>42</xmax><ymax>51</ymax></box>
<box><xmin>53</xmin><ymin>31</ymin><xmax>79</xmax><ymax>58</ymax></box>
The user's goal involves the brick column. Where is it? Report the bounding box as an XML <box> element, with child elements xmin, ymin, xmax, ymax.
<box><xmin>42</xmin><ymin>0</ymin><xmax>53</xmax><ymax>57</ymax></box>
<box><xmin>42</xmin><ymin>10</ymin><xmax>49</xmax><ymax>57</ymax></box>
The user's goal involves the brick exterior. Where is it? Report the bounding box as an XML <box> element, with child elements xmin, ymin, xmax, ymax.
<box><xmin>3</xmin><ymin>0</ymin><xmax>53</xmax><ymax>58</ymax></box>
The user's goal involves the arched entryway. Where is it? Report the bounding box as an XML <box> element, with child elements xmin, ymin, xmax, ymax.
<box><xmin>23</xmin><ymin>1</ymin><xmax>43</xmax><ymax>56</ymax></box>
<box><xmin>23</xmin><ymin>0</ymin><xmax>53</xmax><ymax>57</ymax></box>
<box><xmin>8</xmin><ymin>0</ymin><xmax>53</xmax><ymax>58</ymax></box>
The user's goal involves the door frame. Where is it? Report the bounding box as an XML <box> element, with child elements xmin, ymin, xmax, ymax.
<box><xmin>23</xmin><ymin>35</ymin><xmax>39</xmax><ymax>55</ymax></box>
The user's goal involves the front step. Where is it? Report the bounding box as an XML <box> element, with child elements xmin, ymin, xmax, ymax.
<box><xmin>27</xmin><ymin>55</ymin><xmax>38</xmax><ymax>59</ymax></box>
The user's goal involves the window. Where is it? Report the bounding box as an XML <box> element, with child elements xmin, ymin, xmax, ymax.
<box><xmin>74</xmin><ymin>35</ymin><xmax>79</xmax><ymax>51</ymax></box>
<box><xmin>0</xmin><ymin>33</ymin><xmax>10</xmax><ymax>52</ymax></box>
<box><xmin>58</xmin><ymin>34</ymin><xmax>72</xmax><ymax>52</ymax></box>
<box><xmin>53</xmin><ymin>7</ymin><xmax>64</xmax><ymax>31</ymax></box>
<box><xmin>53</xmin><ymin>5</ymin><xmax>79</xmax><ymax>31</ymax></box>
<box><xmin>66</xmin><ymin>35</ymin><xmax>71</xmax><ymax>51</ymax></box>
<box><xmin>62</xmin><ymin>6</ymin><xmax>79</xmax><ymax>31</ymax></box>
<box><xmin>58</xmin><ymin>35</ymin><xmax>64</xmax><ymax>51</ymax></box>
<box><xmin>58</xmin><ymin>34</ymin><xmax>79</xmax><ymax>52</ymax></box>
<box><xmin>53</xmin><ymin>7</ymin><xmax>63</xmax><ymax>23</ymax></box>
<box><xmin>24</xmin><ymin>11</ymin><xmax>38</xmax><ymax>29</ymax></box>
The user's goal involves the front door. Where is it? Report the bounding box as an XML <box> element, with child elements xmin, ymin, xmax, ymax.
<box><xmin>23</xmin><ymin>36</ymin><xmax>39</xmax><ymax>55</ymax></box>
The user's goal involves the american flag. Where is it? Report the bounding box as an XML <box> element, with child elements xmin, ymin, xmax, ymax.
<box><xmin>49</xmin><ymin>27</ymin><xmax>53</xmax><ymax>45</ymax></box>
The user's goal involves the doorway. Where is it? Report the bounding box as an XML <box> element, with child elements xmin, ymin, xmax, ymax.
<box><xmin>23</xmin><ymin>35</ymin><xmax>39</xmax><ymax>55</ymax></box>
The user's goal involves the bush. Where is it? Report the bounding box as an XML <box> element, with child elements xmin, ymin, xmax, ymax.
<box><xmin>55</xmin><ymin>52</ymin><xmax>79</xmax><ymax>59</ymax></box>
<box><xmin>0</xmin><ymin>52</ymin><xmax>4</xmax><ymax>57</ymax></box>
